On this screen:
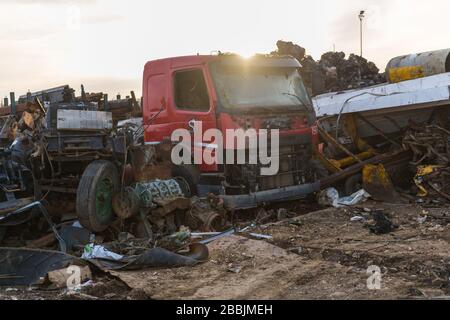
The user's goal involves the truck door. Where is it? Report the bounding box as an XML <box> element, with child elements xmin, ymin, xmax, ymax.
<box><xmin>170</xmin><ymin>67</ymin><xmax>218</xmax><ymax>171</ymax></box>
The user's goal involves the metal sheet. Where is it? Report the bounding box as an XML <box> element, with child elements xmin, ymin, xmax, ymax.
<box><xmin>312</xmin><ymin>72</ymin><xmax>450</xmax><ymax>118</ymax></box>
<box><xmin>57</xmin><ymin>109</ymin><xmax>113</xmax><ymax>130</ymax></box>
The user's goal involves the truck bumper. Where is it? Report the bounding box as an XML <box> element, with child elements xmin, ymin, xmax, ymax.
<box><xmin>221</xmin><ymin>182</ymin><xmax>321</xmax><ymax>210</ymax></box>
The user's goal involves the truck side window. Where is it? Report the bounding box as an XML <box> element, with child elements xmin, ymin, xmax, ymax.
<box><xmin>174</xmin><ymin>69</ymin><xmax>210</xmax><ymax>111</ymax></box>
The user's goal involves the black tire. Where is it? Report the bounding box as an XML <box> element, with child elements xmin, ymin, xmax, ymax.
<box><xmin>344</xmin><ymin>174</ymin><xmax>363</xmax><ymax>196</ymax></box>
<box><xmin>171</xmin><ymin>165</ymin><xmax>200</xmax><ymax>197</ymax></box>
<box><xmin>76</xmin><ymin>160</ymin><xmax>119</xmax><ymax>232</ymax></box>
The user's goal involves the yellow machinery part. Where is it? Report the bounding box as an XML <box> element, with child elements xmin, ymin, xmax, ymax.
<box><xmin>363</xmin><ymin>164</ymin><xmax>391</xmax><ymax>187</ymax></box>
<box><xmin>343</xmin><ymin>114</ymin><xmax>374</xmax><ymax>153</ymax></box>
<box><xmin>388</xmin><ymin>66</ymin><xmax>425</xmax><ymax>83</ymax></box>
<box><xmin>414</xmin><ymin>165</ymin><xmax>445</xmax><ymax>197</ymax></box>
<box><xmin>363</xmin><ymin>164</ymin><xmax>399</xmax><ymax>203</ymax></box>
<box><xmin>315</xmin><ymin>114</ymin><xmax>377</xmax><ymax>174</ymax></box>
<box><xmin>335</xmin><ymin>151</ymin><xmax>375</xmax><ymax>169</ymax></box>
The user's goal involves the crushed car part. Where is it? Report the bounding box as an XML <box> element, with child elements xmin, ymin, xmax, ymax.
<box><xmin>112</xmin><ymin>187</ymin><xmax>140</xmax><ymax>219</ymax></box>
<box><xmin>135</xmin><ymin>179</ymin><xmax>186</xmax><ymax>208</ymax></box>
<box><xmin>112</xmin><ymin>179</ymin><xmax>188</xmax><ymax>219</ymax></box>
<box><xmin>187</xmin><ymin>197</ymin><xmax>226</xmax><ymax>231</ymax></box>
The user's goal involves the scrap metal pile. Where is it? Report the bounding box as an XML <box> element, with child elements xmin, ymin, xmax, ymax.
<box><xmin>0</xmin><ymin>85</ymin><xmax>230</xmax><ymax>288</ymax></box>
<box><xmin>403</xmin><ymin>124</ymin><xmax>450</xmax><ymax>204</ymax></box>
<box><xmin>272</xmin><ymin>40</ymin><xmax>385</xmax><ymax>95</ymax></box>
<box><xmin>1</xmin><ymin>46</ymin><xmax>449</xmax><ymax>297</ymax></box>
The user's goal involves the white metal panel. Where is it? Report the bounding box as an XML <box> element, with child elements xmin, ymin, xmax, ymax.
<box><xmin>57</xmin><ymin>110</ymin><xmax>113</xmax><ymax>130</ymax></box>
<box><xmin>313</xmin><ymin>72</ymin><xmax>450</xmax><ymax>117</ymax></box>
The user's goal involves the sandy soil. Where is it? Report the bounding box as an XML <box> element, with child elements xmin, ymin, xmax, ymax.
<box><xmin>1</xmin><ymin>202</ymin><xmax>448</xmax><ymax>300</ymax></box>
<box><xmin>109</xmin><ymin>202</ymin><xmax>450</xmax><ymax>300</ymax></box>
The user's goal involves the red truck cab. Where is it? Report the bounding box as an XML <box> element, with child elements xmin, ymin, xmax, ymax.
<box><xmin>143</xmin><ymin>54</ymin><xmax>321</xmax><ymax>209</ymax></box>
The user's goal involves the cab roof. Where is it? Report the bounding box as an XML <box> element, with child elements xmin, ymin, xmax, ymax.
<box><xmin>144</xmin><ymin>54</ymin><xmax>301</xmax><ymax>74</ymax></box>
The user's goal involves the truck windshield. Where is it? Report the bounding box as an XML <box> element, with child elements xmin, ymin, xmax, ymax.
<box><xmin>211</xmin><ymin>65</ymin><xmax>312</xmax><ymax>112</ymax></box>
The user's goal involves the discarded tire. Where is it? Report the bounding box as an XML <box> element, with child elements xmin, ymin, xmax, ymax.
<box><xmin>76</xmin><ymin>160</ymin><xmax>119</xmax><ymax>232</ymax></box>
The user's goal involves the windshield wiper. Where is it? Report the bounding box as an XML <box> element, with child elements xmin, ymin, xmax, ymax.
<box><xmin>282</xmin><ymin>92</ymin><xmax>311</xmax><ymax>112</ymax></box>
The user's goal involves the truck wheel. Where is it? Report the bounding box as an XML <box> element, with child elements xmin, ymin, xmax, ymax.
<box><xmin>171</xmin><ymin>165</ymin><xmax>200</xmax><ymax>197</ymax></box>
<box><xmin>76</xmin><ymin>160</ymin><xmax>119</xmax><ymax>232</ymax></box>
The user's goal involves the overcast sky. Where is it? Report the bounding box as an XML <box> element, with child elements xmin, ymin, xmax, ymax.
<box><xmin>1</xmin><ymin>0</ymin><xmax>449</xmax><ymax>99</ymax></box>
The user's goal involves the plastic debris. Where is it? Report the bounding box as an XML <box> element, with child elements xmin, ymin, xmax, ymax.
<box><xmin>319</xmin><ymin>188</ymin><xmax>371</xmax><ymax>208</ymax></box>
<box><xmin>418</xmin><ymin>216</ymin><xmax>428</xmax><ymax>224</ymax></box>
<box><xmin>227</xmin><ymin>264</ymin><xmax>242</xmax><ymax>274</ymax></box>
<box><xmin>350</xmin><ymin>216</ymin><xmax>367</xmax><ymax>222</ymax></box>
<box><xmin>82</xmin><ymin>244</ymin><xmax>124</xmax><ymax>261</ymax></box>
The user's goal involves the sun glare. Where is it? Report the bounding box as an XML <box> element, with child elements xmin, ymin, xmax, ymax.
<box><xmin>239</xmin><ymin>51</ymin><xmax>255</xmax><ymax>59</ymax></box>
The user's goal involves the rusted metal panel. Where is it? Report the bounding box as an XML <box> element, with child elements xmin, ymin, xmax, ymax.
<box><xmin>0</xmin><ymin>101</ymin><xmax>41</xmax><ymax>118</ymax></box>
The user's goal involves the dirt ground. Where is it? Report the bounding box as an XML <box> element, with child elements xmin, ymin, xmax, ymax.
<box><xmin>1</xmin><ymin>201</ymin><xmax>449</xmax><ymax>300</ymax></box>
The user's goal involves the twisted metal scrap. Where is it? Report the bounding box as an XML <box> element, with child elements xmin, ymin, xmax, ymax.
<box><xmin>402</xmin><ymin>125</ymin><xmax>450</xmax><ymax>166</ymax></box>
<box><xmin>404</xmin><ymin>125</ymin><xmax>450</xmax><ymax>201</ymax></box>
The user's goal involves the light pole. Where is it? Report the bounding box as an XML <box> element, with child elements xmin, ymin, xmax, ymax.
<box><xmin>359</xmin><ymin>10</ymin><xmax>365</xmax><ymax>57</ymax></box>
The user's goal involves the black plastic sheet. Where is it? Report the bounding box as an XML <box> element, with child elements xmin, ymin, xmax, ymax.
<box><xmin>0</xmin><ymin>248</ymin><xmax>83</xmax><ymax>286</ymax></box>
<box><xmin>86</xmin><ymin>245</ymin><xmax>208</xmax><ymax>271</ymax></box>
